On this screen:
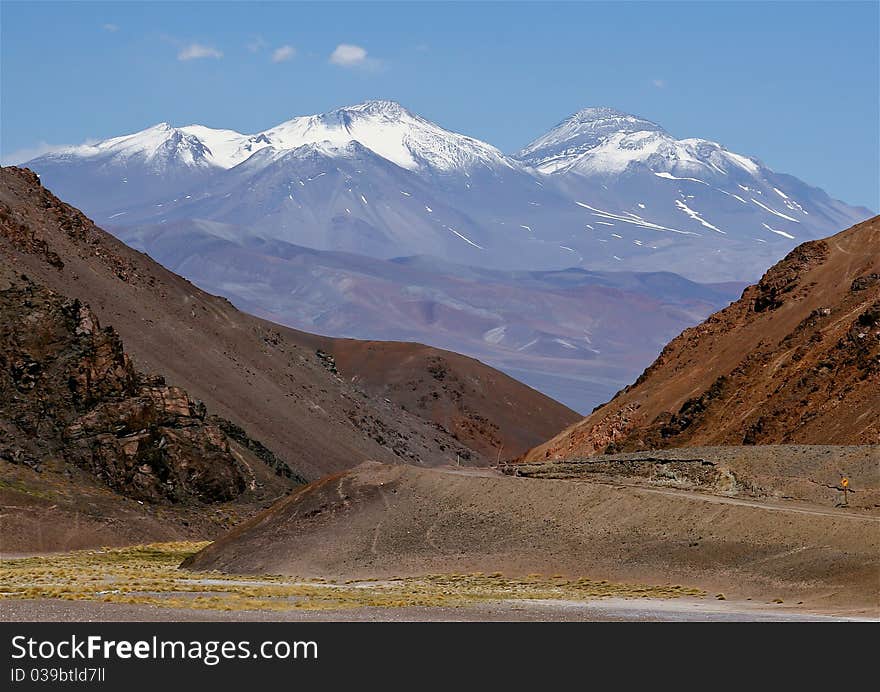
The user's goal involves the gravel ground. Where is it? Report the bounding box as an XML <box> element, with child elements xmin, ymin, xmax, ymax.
<box><xmin>1</xmin><ymin>597</ymin><xmax>873</xmax><ymax>622</ymax></box>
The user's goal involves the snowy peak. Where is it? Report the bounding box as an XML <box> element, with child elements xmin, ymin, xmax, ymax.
<box><xmin>516</xmin><ymin>106</ymin><xmax>665</xmax><ymax>173</ymax></box>
<box><xmin>563</xmin><ymin>106</ymin><xmax>664</xmax><ymax>134</ymax></box>
<box><xmin>334</xmin><ymin>99</ymin><xmax>410</xmax><ymax>118</ymax></box>
<box><xmin>283</xmin><ymin>99</ymin><xmax>415</xmax><ymax>132</ymax></box>
<box><xmin>43</xmin><ymin>121</ymin><xmax>225</xmax><ymax>171</ymax></box>
<box><xmin>258</xmin><ymin>100</ymin><xmax>517</xmax><ymax>174</ymax></box>
<box><xmin>515</xmin><ymin>106</ymin><xmax>766</xmax><ymax>179</ymax></box>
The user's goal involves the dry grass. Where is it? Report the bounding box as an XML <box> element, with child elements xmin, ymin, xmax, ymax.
<box><xmin>0</xmin><ymin>542</ymin><xmax>704</xmax><ymax>612</ymax></box>
<box><xmin>0</xmin><ymin>477</ymin><xmax>58</xmax><ymax>500</ymax></box>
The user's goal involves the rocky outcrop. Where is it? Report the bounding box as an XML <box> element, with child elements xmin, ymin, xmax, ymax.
<box><xmin>751</xmin><ymin>239</ymin><xmax>828</xmax><ymax>313</ymax></box>
<box><xmin>0</xmin><ymin>168</ymin><xmax>140</xmax><ymax>282</ymax></box>
<box><xmin>0</xmin><ymin>274</ymin><xmax>269</xmax><ymax>503</ymax></box>
<box><xmin>210</xmin><ymin>416</ymin><xmax>307</xmax><ymax>485</ymax></box>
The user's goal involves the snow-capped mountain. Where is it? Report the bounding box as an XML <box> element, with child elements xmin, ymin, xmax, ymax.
<box><xmin>517</xmin><ymin>107</ymin><xmax>667</xmax><ymax>174</ymax></box>
<box><xmin>258</xmin><ymin>100</ymin><xmax>518</xmax><ymax>174</ymax></box>
<box><xmin>22</xmin><ymin>101</ymin><xmax>872</xmax><ymax>282</ymax></box>
<box><xmin>59</xmin><ymin>122</ymin><xmax>216</xmax><ymax>169</ymax></box>
<box><xmin>517</xmin><ymin>106</ymin><xmax>794</xmax><ymax>183</ymax></box>
<box><xmin>511</xmin><ymin>106</ymin><xmax>869</xmax><ymax>275</ymax></box>
<box><xmin>43</xmin><ymin>100</ymin><xmax>517</xmax><ymax>174</ymax></box>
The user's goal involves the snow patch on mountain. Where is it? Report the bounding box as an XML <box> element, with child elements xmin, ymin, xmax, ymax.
<box><xmin>257</xmin><ymin>100</ymin><xmax>518</xmax><ymax>174</ymax></box>
<box><xmin>675</xmin><ymin>199</ymin><xmax>725</xmax><ymax>234</ymax></box>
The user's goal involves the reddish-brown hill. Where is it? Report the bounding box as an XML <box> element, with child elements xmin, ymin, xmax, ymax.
<box><xmin>0</xmin><ymin>166</ymin><xmax>576</xmax><ymax>481</ymax></box>
<box><xmin>294</xmin><ymin>338</ymin><xmax>578</xmax><ymax>459</ymax></box>
<box><xmin>524</xmin><ymin>216</ymin><xmax>880</xmax><ymax>461</ymax></box>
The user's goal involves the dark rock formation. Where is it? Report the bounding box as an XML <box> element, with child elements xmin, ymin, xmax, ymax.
<box><xmin>1</xmin><ymin>274</ymin><xmax>250</xmax><ymax>503</ymax></box>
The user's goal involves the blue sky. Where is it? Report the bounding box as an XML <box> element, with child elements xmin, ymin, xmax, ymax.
<box><xmin>2</xmin><ymin>1</ymin><xmax>877</xmax><ymax>209</ymax></box>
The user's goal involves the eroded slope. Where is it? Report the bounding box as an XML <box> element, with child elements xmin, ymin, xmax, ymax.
<box><xmin>525</xmin><ymin>217</ymin><xmax>880</xmax><ymax>460</ymax></box>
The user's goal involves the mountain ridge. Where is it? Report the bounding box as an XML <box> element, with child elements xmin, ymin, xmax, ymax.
<box><xmin>23</xmin><ymin>101</ymin><xmax>871</xmax><ymax>283</ymax></box>
<box><xmin>119</xmin><ymin>216</ymin><xmax>743</xmax><ymax>413</ymax></box>
<box><xmin>38</xmin><ymin>99</ymin><xmax>521</xmax><ymax>174</ymax></box>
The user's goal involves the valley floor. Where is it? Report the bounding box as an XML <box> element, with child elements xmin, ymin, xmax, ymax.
<box><xmin>2</xmin><ymin>446</ymin><xmax>878</xmax><ymax>622</ymax></box>
<box><xmin>1</xmin><ymin>596</ymin><xmax>873</xmax><ymax>623</ymax></box>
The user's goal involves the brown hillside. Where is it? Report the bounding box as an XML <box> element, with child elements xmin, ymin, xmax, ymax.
<box><xmin>0</xmin><ymin>166</ymin><xmax>575</xmax><ymax>481</ymax></box>
<box><xmin>296</xmin><ymin>339</ymin><xmax>579</xmax><ymax>459</ymax></box>
<box><xmin>524</xmin><ymin>216</ymin><xmax>880</xmax><ymax>461</ymax></box>
<box><xmin>183</xmin><ymin>455</ymin><xmax>880</xmax><ymax>609</ymax></box>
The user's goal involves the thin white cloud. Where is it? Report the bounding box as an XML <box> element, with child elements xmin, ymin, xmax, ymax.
<box><xmin>102</xmin><ymin>23</ymin><xmax>119</xmax><ymax>32</ymax></box>
<box><xmin>247</xmin><ymin>35</ymin><xmax>267</xmax><ymax>53</ymax></box>
<box><xmin>329</xmin><ymin>43</ymin><xmax>368</xmax><ymax>67</ymax></box>
<box><xmin>272</xmin><ymin>45</ymin><xmax>296</xmax><ymax>63</ymax></box>
<box><xmin>2</xmin><ymin>142</ymin><xmax>59</xmax><ymax>165</ymax></box>
<box><xmin>652</xmin><ymin>78</ymin><xmax>666</xmax><ymax>88</ymax></box>
<box><xmin>2</xmin><ymin>140</ymin><xmax>95</xmax><ymax>165</ymax></box>
<box><xmin>178</xmin><ymin>43</ymin><xmax>223</xmax><ymax>61</ymax></box>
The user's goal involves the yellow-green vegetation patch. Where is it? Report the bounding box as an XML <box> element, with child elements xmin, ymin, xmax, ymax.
<box><xmin>0</xmin><ymin>542</ymin><xmax>704</xmax><ymax>611</ymax></box>
<box><xmin>0</xmin><ymin>477</ymin><xmax>58</xmax><ymax>501</ymax></box>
